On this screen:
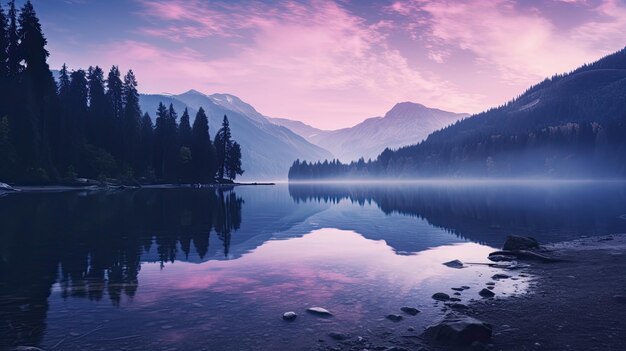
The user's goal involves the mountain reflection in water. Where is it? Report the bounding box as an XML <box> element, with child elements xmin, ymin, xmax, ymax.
<box><xmin>0</xmin><ymin>182</ymin><xmax>624</xmax><ymax>350</ymax></box>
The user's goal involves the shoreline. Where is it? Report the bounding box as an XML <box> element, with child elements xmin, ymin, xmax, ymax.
<box><xmin>454</xmin><ymin>234</ymin><xmax>626</xmax><ymax>351</ymax></box>
<box><xmin>0</xmin><ymin>182</ymin><xmax>275</xmax><ymax>193</ymax></box>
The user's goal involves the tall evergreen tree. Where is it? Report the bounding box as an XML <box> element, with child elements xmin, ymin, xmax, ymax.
<box><xmin>58</xmin><ymin>64</ymin><xmax>70</xmax><ymax>97</ymax></box>
<box><xmin>6</xmin><ymin>0</ymin><xmax>18</xmax><ymax>77</ymax></box>
<box><xmin>122</xmin><ymin>70</ymin><xmax>141</xmax><ymax>170</ymax></box>
<box><xmin>63</xmin><ymin>69</ymin><xmax>88</xmax><ymax>173</ymax></box>
<box><xmin>0</xmin><ymin>4</ymin><xmax>8</xmax><ymax>80</ymax></box>
<box><xmin>106</xmin><ymin>65</ymin><xmax>123</xmax><ymax>155</ymax></box>
<box><xmin>191</xmin><ymin>107</ymin><xmax>216</xmax><ymax>182</ymax></box>
<box><xmin>226</xmin><ymin>141</ymin><xmax>243</xmax><ymax>180</ymax></box>
<box><xmin>153</xmin><ymin>102</ymin><xmax>168</xmax><ymax>179</ymax></box>
<box><xmin>178</xmin><ymin>108</ymin><xmax>192</xmax><ymax>148</ymax></box>
<box><xmin>139</xmin><ymin>112</ymin><xmax>154</xmax><ymax>177</ymax></box>
<box><xmin>87</xmin><ymin>66</ymin><xmax>106</xmax><ymax>146</ymax></box>
<box><xmin>154</xmin><ymin>103</ymin><xmax>178</xmax><ymax>180</ymax></box>
<box><xmin>214</xmin><ymin>115</ymin><xmax>232</xmax><ymax>179</ymax></box>
<box><xmin>16</xmin><ymin>0</ymin><xmax>59</xmax><ymax>179</ymax></box>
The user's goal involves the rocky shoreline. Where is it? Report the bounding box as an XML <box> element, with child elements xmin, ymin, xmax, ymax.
<box><xmin>314</xmin><ymin>234</ymin><xmax>626</xmax><ymax>351</ymax></box>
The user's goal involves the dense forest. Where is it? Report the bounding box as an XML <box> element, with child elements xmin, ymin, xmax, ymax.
<box><xmin>289</xmin><ymin>48</ymin><xmax>626</xmax><ymax>179</ymax></box>
<box><xmin>0</xmin><ymin>1</ymin><xmax>243</xmax><ymax>185</ymax></box>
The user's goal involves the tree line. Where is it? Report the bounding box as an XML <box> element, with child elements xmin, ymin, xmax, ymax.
<box><xmin>289</xmin><ymin>47</ymin><xmax>626</xmax><ymax>180</ymax></box>
<box><xmin>0</xmin><ymin>0</ymin><xmax>243</xmax><ymax>184</ymax></box>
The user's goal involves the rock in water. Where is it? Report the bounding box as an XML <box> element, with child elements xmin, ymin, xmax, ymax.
<box><xmin>479</xmin><ymin>288</ymin><xmax>495</xmax><ymax>298</ymax></box>
<box><xmin>400</xmin><ymin>307</ymin><xmax>420</xmax><ymax>315</ymax></box>
<box><xmin>432</xmin><ymin>292</ymin><xmax>451</xmax><ymax>301</ymax></box>
<box><xmin>491</xmin><ymin>273</ymin><xmax>511</xmax><ymax>280</ymax></box>
<box><xmin>503</xmin><ymin>235</ymin><xmax>540</xmax><ymax>251</ymax></box>
<box><xmin>306</xmin><ymin>307</ymin><xmax>333</xmax><ymax>316</ymax></box>
<box><xmin>328</xmin><ymin>332</ymin><xmax>349</xmax><ymax>340</ymax></box>
<box><xmin>443</xmin><ymin>260</ymin><xmax>465</xmax><ymax>269</ymax></box>
<box><xmin>423</xmin><ymin>314</ymin><xmax>492</xmax><ymax>346</ymax></box>
<box><xmin>386</xmin><ymin>314</ymin><xmax>403</xmax><ymax>322</ymax></box>
<box><xmin>282</xmin><ymin>311</ymin><xmax>297</xmax><ymax>321</ymax></box>
<box><xmin>488</xmin><ymin>254</ymin><xmax>516</xmax><ymax>262</ymax></box>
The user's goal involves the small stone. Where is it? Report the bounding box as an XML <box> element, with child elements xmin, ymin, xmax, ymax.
<box><xmin>453</xmin><ymin>292</ymin><xmax>461</xmax><ymax>296</ymax></box>
<box><xmin>328</xmin><ymin>332</ymin><xmax>349</xmax><ymax>341</ymax></box>
<box><xmin>307</xmin><ymin>307</ymin><xmax>333</xmax><ymax>316</ymax></box>
<box><xmin>443</xmin><ymin>260</ymin><xmax>465</xmax><ymax>269</ymax></box>
<box><xmin>423</xmin><ymin>313</ymin><xmax>492</xmax><ymax>346</ymax></box>
<box><xmin>400</xmin><ymin>307</ymin><xmax>420</xmax><ymax>315</ymax></box>
<box><xmin>486</xmin><ymin>282</ymin><xmax>495</xmax><ymax>286</ymax></box>
<box><xmin>432</xmin><ymin>292</ymin><xmax>451</xmax><ymax>301</ymax></box>
<box><xmin>282</xmin><ymin>311</ymin><xmax>297</xmax><ymax>321</ymax></box>
<box><xmin>447</xmin><ymin>303</ymin><xmax>469</xmax><ymax>310</ymax></box>
<box><xmin>450</xmin><ymin>297</ymin><xmax>461</xmax><ymax>302</ymax></box>
<box><xmin>491</xmin><ymin>274</ymin><xmax>510</xmax><ymax>280</ymax></box>
<box><xmin>452</xmin><ymin>287</ymin><xmax>464</xmax><ymax>291</ymax></box>
<box><xmin>461</xmin><ymin>286</ymin><xmax>471</xmax><ymax>290</ymax></box>
<box><xmin>386</xmin><ymin>314</ymin><xmax>403</xmax><ymax>322</ymax></box>
<box><xmin>479</xmin><ymin>289</ymin><xmax>495</xmax><ymax>298</ymax></box>
<box><xmin>407</xmin><ymin>327</ymin><xmax>416</xmax><ymax>332</ymax></box>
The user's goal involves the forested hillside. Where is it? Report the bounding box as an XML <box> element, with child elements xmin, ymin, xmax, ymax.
<box><xmin>0</xmin><ymin>1</ymin><xmax>242</xmax><ymax>184</ymax></box>
<box><xmin>290</xmin><ymin>48</ymin><xmax>626</xmax><ymax>179</ymax></box>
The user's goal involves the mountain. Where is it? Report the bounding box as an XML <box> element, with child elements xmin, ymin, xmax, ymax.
<box><xmin>140</xmin><ymin>90</ymin><xmax>332</xmax><ymax>180</ymax></box>
<box><xmin>271</xmin><ymin>102</ymin><xmax>468</xmax><ymax>162</ymax></box>
<box><xmin>289</xmin><ymin>47</ymin><xmax>626</xmax><ymax>179</ymax></box>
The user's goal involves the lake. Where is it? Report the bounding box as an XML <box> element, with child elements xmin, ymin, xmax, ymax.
<box><xmin>1</xmin><ymin>182</ymin><xmax>626</xmax><ymax>350</ymax></box>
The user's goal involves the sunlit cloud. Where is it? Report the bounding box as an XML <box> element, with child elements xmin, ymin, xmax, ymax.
<box><xmin>42</xmin><ymin>0</ymin><xmax>626</xmax><ymax>129</ymax></box>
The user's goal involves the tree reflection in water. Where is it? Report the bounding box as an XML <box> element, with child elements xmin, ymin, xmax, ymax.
<box><xmin>0</xmin><ymin>188</ymin><xmax>243</xmax><ymax>348</ymax></box>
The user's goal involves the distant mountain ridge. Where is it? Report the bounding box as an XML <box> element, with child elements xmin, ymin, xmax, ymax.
<box><xmin>139</xmin><ymin>90</ymin><xmax>332</xmax><ymax>180</ymax></box>
<box><xmin>289</xmin><ymin>47</ymin><xmax>626</xmax><ymax>179</ymax></box>
<box><xmin>270</xmin><ymin>102</ymin><xmax>468</xmax><ymax>161</ymax></box>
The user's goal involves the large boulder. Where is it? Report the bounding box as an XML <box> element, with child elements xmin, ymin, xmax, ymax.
<box><xmin>423</xmin><ymin>314</ymin><xmax>492</xmax><ymax>346</ymax></box>
<box><xmin>503</xmin><ymin>235</ymin><xmax>540</xmax><ymax>251</ymax></box>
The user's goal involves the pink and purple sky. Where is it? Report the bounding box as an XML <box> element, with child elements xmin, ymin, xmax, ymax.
<box><xmin>29</xmin><ymin>0</ymin><xmax>626</xmax><ymax>129</ymax></box>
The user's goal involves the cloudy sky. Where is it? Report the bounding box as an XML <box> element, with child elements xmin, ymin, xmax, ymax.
<box><xmin>25</xmin><ymin>0</ymin><xmax>626</xmax><ymax>129</ymax></box>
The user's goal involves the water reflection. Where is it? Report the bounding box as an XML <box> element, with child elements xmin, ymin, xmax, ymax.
<box><xmin>0</xmin><ymin>188</ymin><xmax>243</xmax><ymax>348</ymax></box>
<box><xmin>288</xmin><ymin>182</ymin><xmax>626</xmax><ymax>245</ymax></box>
<box><xmin>0</xmin><ymin>182</ymin><xmax>625</xmax><ymax>349</ymax></box>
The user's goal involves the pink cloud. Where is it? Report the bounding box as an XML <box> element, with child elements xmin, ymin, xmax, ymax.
<box><xmin>121</xmin><ymin>0</ymin><xmax>479</xmax><ymax>128</ymax></box>
<box><xmin>392</xmin><ymin>0</ymin><xmax>626</xmax><ymax>86</ymax></box>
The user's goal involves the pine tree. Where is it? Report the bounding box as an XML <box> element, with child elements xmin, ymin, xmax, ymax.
<box><xmin>16</xmin><ymin>0</ymin><xmax>59</xmax><ymax>180</ymax></box>
<box><xmin>154</xmin><ymin>102</ymin><xmax>168</xmax><ymax>179</ymax></box>
<box><xmin>139</xmin><ymin>112</ymin><xmax>154</xmax><ymax>178</ymax></box>
<box><xmin>191</xmin><ymin>107</ymin><xmax>216</xmax><ymax>183</ymax></box>
<box><xmin>58</xmin><ymin>64</ymin><xmax>70</xmax><ymax>97</ymax></box>
<box><xmin>106</xmin><ymin>65</ymin><xmax>123</xmax><ymax>156</ymax></box>
<box><xmin>87</xmin><ymin>66</ymin><xmax>106</xmax><ymax>147</ymax></box>
<box><xmin>178</xmin><ymin>108</ymin><xmax>192</xmax><ymax>148</ymax></box>
<box><xmin>6</xmin><ymin>0</ymin><xmax>18</xmax><ymax>77</ymax></box>
<box><xmin>122</xmin><ymin>70</ymin><xmax>141</xmax><ymax>171</ymax></box>
<box><xmin>214</xmin><ymin>115</ymin><xmax>232</xmax><ymax>179</ymax></box>
<box><xmin>0</xmin><ymin>5</ymin><xmax>8</xmax><ymax>80</ymax></box>
<box><xmin>226</xmin><ymin>141</ymin><xmax>243</xmax><ymax>180</ymax></box>
<box><xmin>64</xmin><ymin>69</ymin><xmax>88</xmax><ymax>173</ymax></box>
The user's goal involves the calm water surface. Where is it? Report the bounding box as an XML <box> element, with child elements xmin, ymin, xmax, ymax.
<box><xmin>1</xmin><ymin>182</ymin><xmax>626</xmax><ymax>350</ymax></box>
